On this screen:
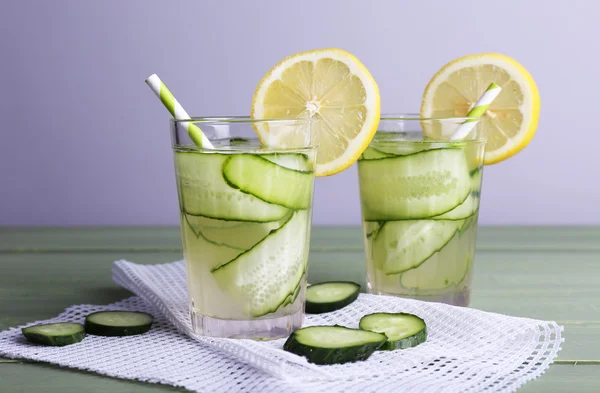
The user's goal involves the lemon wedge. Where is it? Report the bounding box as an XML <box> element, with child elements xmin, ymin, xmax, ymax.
<box><xmin>421</xmin><ymin>53</ymin><xmax>540</xmax><ymax>164</ymax></box>
<box><xmin>252</xmin><ymin>48</ymin><xmax>380</xmax><ymax>176</ymax></box>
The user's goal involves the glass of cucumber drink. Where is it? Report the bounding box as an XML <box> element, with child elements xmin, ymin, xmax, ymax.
<box><xmin>171</xmin><ymin>117</ymin><xmax>316</xmax><ymax>339</ymax></box>
<box><xmin>357</xmin><ymin>115</ymin><xmax>485</xmax><ymax>307</ymax></box>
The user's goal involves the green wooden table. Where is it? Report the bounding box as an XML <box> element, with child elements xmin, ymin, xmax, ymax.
<box><xmin>1</xmin><ymin>226</ymin><xmax>598</xmax><ymax>392</ymax></box>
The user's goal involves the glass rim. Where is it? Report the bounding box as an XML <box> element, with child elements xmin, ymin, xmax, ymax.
<box><xmin>376</xmin><ymin>113</ymin><xmax>486</xmax><ymax>144</ymax></box>
<box><xmin>380</xmin><ymin>113</ymin><xmax>481</xmax><ymax>122</ymax></box>
<box><xmin>171</xmin><ymin>116</ymin><xmax>310</xmax><ymax>125</ymax></box>
<box><xmin>172</xmin><ymin>114</ymin><xmax>481</xmax><ymax>122</ymax></box>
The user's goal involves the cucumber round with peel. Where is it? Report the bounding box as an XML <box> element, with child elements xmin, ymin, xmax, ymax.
<box><xmin>358</xmin><ymin>148</ymin><xmax>471</xmax><ymax>221</ymax></box>
<box><xmin>175</xmin><ymin>152</ymin><xmax>289</xmax><ymax>222</ymax></box>
<box><xmin>372</xmin><ymin>219</ymin><xmax>465</xmax><ymax>275</ymax></box>
<box><xmin>22</xmin><ymin>323</ymin><xmax>85</xmax><ymax>346</ymax></box>
<box><xmin>359</xmin><ymin>312</ymin><xmax>427</xmax><ymax>350</ymax></box>
<box><xmin>223</xmin><ymin>155</ymin><xmax>313</xmax><ymax>209</ymax></box>
<box><xmin>283</xmin><ymin>325</ymin><xmax>387</xmax><ymax>365</ymax></box>
<box><xmin>305</xmin><ymin>281</ymin><xmax>361</xmax><ymax>314</ymax></box>
<box><xmin>211</xmin><ymin>210</ymin><xmax>309</xmax><ymax>317</ymax></box>
<box><xmin>85</xmin><ymin>311</ymin><xmax>154</xmax><ymax>336</ymax></box>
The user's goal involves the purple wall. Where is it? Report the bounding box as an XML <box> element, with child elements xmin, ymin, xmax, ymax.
<box><xmin>1</xmin><ymin>0</ymin><xmax>598</xmax><ymax>226</ymax></box>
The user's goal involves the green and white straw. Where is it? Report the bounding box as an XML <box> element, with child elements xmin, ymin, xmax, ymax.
<box><xmin>145</xmin><ymin>74</ymin><xmax>213</xmax><ymax>149</ymax></box>
<box><xmin>450</xmin><ymin>82</ymin><xmax>502</xmax><ymax>140</ymax></box>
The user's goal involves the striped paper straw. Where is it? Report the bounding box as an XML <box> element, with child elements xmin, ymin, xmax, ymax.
<box><xmin>145</xmin><ymin>74</ymin><xmax>214</xmax><ymax>149</ymax></box>
<box><xmin>450</xmin><ymin>82</ymin><xmax>502</xmax><ymax>140</ymax></box>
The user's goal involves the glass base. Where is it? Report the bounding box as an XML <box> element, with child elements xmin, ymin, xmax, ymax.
<box><xmin>369</xmin><ymin>286</ymin><xmax>471</xmax><ymax>307</ymax></box>
<box><xmin>190</xmin><ymin>308</ymin><xmax>304</xmax><ymax>339</ymax></box>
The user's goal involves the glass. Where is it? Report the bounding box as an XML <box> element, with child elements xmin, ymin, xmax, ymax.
<box><xmin>170</xmin><ymin>117</ymin><xmax>316</xmax><ymax>339</ymax></box>
<box><xmin>357</xmin><ymin>114</ymin><xmax>486</xmax><ymax>306</ymax></box>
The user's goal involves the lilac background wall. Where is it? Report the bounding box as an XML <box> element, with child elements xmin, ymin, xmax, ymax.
<box><xmin>1</xmin><ymin>0</ymin><xmax>598</xmax><ymax>226</ymax></box>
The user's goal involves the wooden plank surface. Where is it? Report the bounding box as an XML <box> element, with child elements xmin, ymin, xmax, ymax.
<box><xmin>1</xmin><ymin>226</ymin><xmax>599</xmax><ymax>392</ymax></box>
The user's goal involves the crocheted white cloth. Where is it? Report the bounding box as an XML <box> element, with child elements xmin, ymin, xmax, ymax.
<box><xmin>0</xmin><ymin>260</ymin><xmax>563</xmax><ymax>393</ymax></box>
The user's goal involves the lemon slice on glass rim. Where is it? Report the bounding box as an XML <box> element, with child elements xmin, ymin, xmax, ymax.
<box><xmin>421</xmin><ymin>53</ymin><xmax>540</xmax><ymax>164</ymax></box>
<box><xmin>251</xmin><ymin>48</ymin><xmax>381</xmax><ymax>176</ymax></box>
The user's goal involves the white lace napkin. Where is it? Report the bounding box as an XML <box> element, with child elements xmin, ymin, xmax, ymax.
<box><xmin>0</xmin><ymin>260</ymin><xmax>563</xmax><ymax>393</ymax></box>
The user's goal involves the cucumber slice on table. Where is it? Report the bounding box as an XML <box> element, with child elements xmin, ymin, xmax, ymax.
<box><xmin>223</xmin><ymin>155</ymin><xmax>313</xmax><ymax>209</ymax></box>
<box><xmin>175</xmin><ymin>152</ymin><xmax>289</xmax><ymax>222</ymax></box>
<box><xmin>85</xmin><ymin>311</ymin><xmax>154</xmax><ymax>336</ymax></box>
<box><xmin>305</xmin><ymin>282</ymin><xmax>361</xmax><ymax>314</ymax></box>
<box><xmin>283</xmin><ymin>326</ymin><xmax>387</xmax><ymax>365</ymax></box>
<box><xmin>358</xmin><ymin>148</ymin><xmax>471</xmax><ymax>220</ymax></box>
<box><xmin>22</xmin><ymin>323</ymin><xmax>85</xmax><ymax>346</ymax></box>
<box><xmin>211</xmin><ymin>210</ymin><xmax>309</xmax><ymax>317</ymax></box>
<box><xmin>359</xmin><ymin>313</ymin><xmax>427</xmax><ymax>350</ymax></box>
<box><xmin>372</xmin><ymin>219</ymin><xmax>464</xmax><ymax>274</ymax></box>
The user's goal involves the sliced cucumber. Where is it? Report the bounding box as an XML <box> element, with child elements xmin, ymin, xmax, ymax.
<box><xmin>85</xmin><ymin>311</ymin><xmax>154</xmax><ymax>336</ymax></box>
<box><xmin>471</xmin><ymin>166</ymin><xmax>484</xmax><ymax>190</ymax></box>
<box><xmin>22</xmin><ymin>323</ymin><xmax>85</xmax><ymax>346</ymax></box>
<box><xmin>433</xmin><ymin>194</ymin><xmax>477</xmax><ymax>220</ymax></box>
<box><xmin>435</xmin><ymin>166</ymin><xmax>483</xmax><ymax>220</ymax></box>
<box><xmin>358</xmin><ymin>149</ymin><xmax>471</xmax><ymax>220</ymax></box>
<box><xmin>211</xmin><ymin>210</ymin><xmax>309</xmax><ymax>317</ymax></box>
<box><xmin>359</xmin><ymin>313</ymin><xmax>427</xmax><ymax>350</ymax></box>
<box><xmin>400</xmin><ymin>228</ymin><xmax>470</xmax><ymax>290</ymax></box>
<box><xmin>305</xmin><ymin>282</ymin><xmax>360</xmax><ymax>314</ymax></box>
<box><xmin>184</xmin><ymin>213</ymin><xmax>287</xmax><ymax>250</ymax></box>
<box><xmin>182</xmin><ymin>213</ymin><xmax>245</xmax><ymax>269</ymax></box>
<box><xmin>261</xmin><ymin>152</ymin><xmax>312</xmax><ymax>171</ymax></box>
<box><xmin>360</xmin><ymin>146</ymin><xmax>395</xmax><ymax>160</ymax></box>
<box><xmin>283</xmin><ymin>325</ymin><xmax>386</xmax><ymax>365</ymax></box>
<box><xmin>223</xmin><ymin>155</ymin><xmax>313</xmax><ymax>209</ymax></box>
<box><xmin>364</xmin><ymin>221</ymin><xmax>382</xmax><ymax>239</ymax></box>
<box><xmin>175</xmin><ymin>152</ymin><xmax>289</xmax><ymax>222</ymax></box>
<box><xmin>372</xmin><ymin>219</ymin><xmax>464</xmax><ymax>275</ymax></box>
<box><xmin>282</xmin><ymin>282</ymin><xmax>302</xmax><ymax>308</ymax></box>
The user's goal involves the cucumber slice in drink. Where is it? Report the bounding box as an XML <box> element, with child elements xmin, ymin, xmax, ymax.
<box><xmin>434</xmin><ymin>167</ymin><xmax>482</xmax><ymax>220</ymax></box>
<box><xmin>223</xmin><ymin>155</ymin><xmax>313</xmax><ymax>209</ymax></box>
<box><xmin>358</xmin><ymin>149</ymin><xmax>471</xmax><ymax>220</ymax></box>
<box><xmin>182</xmin><ymin>213</ymin><xmax>246</xmax><ymax>269</ymax></box>
<box><xmin>185</xmin><ymin>213</ymin><xmax>288</xmax><ymax>250</ymax></box>
<box><xmin>282</xmin><ymin>282</ymin><xmax>302</xmax><ymax>308</ymax></box>
<box><xmin>261</xmin><ymin>152</ymin><xmax>313</xmax><ymax>171</ymax></box>
<box><xmin>433</xmin><ymin>194</ymin><xmax>477</xmax><ymax>220</ymax></box>
<box><xmin>305</xmin><ymin>282</ymin><xmax>361</xmax><ymax>314</ymax></box>
<box><xmin>400</xmin><ymin>228</ymin><xmax>470</xmax><ymax>290</ymax></box>
<box><xmin>283</xmin><ymin>326</ymin><xmax>387</xmax><ymax>365</ymax></box>
<box><xmin>211</xmin><ymin>210</ymin><xmax>309</xmax><ymax>317</ymax></box>
<box><xmin>175</xmin><ymin>152</ymin><xmax>289</xmax><ymax>222</ymax></box>
<box><xmin>364</xmin><ymin>221</ymin><xmax>382</xmax><ymax>238</ymax></box>
<box><xmin>372</xmin><ymin>219</ymin><xmax>464</xmax><ymax>275</ymax></box>
<box><xmin>359</xmin><ymin>312</ymin><xmax>427</xmax><ymax>350</ymax></box>
<box><xmin>22</xmin><ymin>323</ymin><xmax>85</xmax><ymax>346</ymax></box>
<box><xmin>85</xmin><ymin>311</ymin><xmax>154</xmax><ymax>336</ymax></box>
<box><xmin>360</xmin><ymin>146</ymin><xmax>395</xmax><ymax>160</ymax></box>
